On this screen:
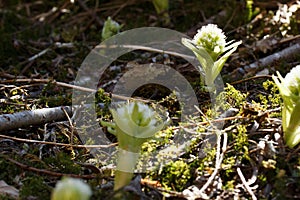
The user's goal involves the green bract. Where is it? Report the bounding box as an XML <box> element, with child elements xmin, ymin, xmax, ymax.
<box><xmin>273</xmin><ymin>65</ymin><xmax>300</xmax><ymax>148</ymax></box>
<box><xmin>51</xmin><ymin>177</ymin><xmax>92</xmax><ymax>200</ymax></box>
<box><xmin>182</xmin><ymin>24</ymin><xmax>241</xmax><ymax>89</ymax></box>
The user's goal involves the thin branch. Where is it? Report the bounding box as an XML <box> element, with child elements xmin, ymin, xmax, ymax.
<box><xmin>0</xmin><ymin>134</ymin><xmax>117</xmax><ymax>148</ymax></box>
<box><xmin>27</xmin><ymin>48</ymin><xmax>49</xmax><ymax>62</ymax></box>
<box><xmin>0</xmin><ymin>78</ymin><xmax>149</xmax><ymax>102</ymax></box>
<box><xmin>230</xmin><ymin>75</ymin><xmax>272</xmax><ymax>85</ymax></box>
<box><xmin>237</xmin><ymin>167</ymin><xmax>257</xmax><ymax>200</ymax></box>
<box><xmin>62</xmin><ymin>107</ymin><xmax>75</xmax><ymax>144</ymax></box>
<box><xmin>95</xmin><ymin>44</ymin><xmax>195</xmax><ymax>61</ymax></box>
<box><xmin>198</xmin><ymin>131</ymin><xmax>226</xmax><ymax>195</ymax></box>
<box><xmin>183</xmin><ymin>106</ymin><xmax>228</xmax><ymax>199</ymax></box>
<box><xmin>2</xmin><ymin>156</ymin><xmax>101</xmax><ymax>179</ymax></box>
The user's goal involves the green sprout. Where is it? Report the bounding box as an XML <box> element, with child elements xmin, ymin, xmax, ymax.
<box><xmin>152</xmin><ymin>0</ymin><xmax>170</xmax><ymax>24</ymax></box>
<box><xmin>102</xmin><ymin>101</ymin><xmax>169</xmax><ymax>194</ymax></box>
<box><xmin>101</xmin><ymin>17</ymin><xmax>123</xmax><ymax>41</ymax></box>
<box><xmin>51</xmin><ymin>177</ymin><xmax>92</xmax><ymax>200</ymax></box>
<box><xmin>272</xmin><ymin>65</ymin><xmax>300</xmax><ymax>148</ymax></box>
<box><xmin>182</xmin><ymin>24</ymin><xmax>241</xmax><ymax>90</ymax></box>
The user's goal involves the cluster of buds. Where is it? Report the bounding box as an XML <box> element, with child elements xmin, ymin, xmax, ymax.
<box><xmin>182</xmin><ymin>24</ymin><xmax>241</xmax><ymax>89</ymax></box>
<box><xmin>273</xmin><ymin>65</ymin><xmax>300</xmax><ymax>148</ymax></box>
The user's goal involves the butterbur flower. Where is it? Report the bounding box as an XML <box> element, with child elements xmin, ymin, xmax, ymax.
<box><xmin>102</xmin><ymin>101</ymin><xmax>169</xmax><ymax>193</ymax></box>
<box><xmin>182</xmin><ymin>24</ymin><xmax>241</xmax><ymax>89</ymax></box>
<box><xmin>51</xmin><ymin>177</ymin><xmax>92</xmax><ymax>200</ymax></box>
<box><xmin>273</xmin><ymin>65</ymin><xmax>300</xmax><ymax>148</ymax></box>
<box><xmin>110</xmin><ymin>101</ymin><xmax>166</xmax><ymax>139</ymax></box>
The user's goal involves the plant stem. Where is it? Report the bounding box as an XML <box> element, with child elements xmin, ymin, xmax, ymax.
<box><xmin>113</xmin><ymin>145</ymin><xmax>141</xmax><ymax>197</ymax></box>
<box><xmin>114</xmin><ymin>170</ymin><xmax>134</xmax><ymax>192</ymax></box>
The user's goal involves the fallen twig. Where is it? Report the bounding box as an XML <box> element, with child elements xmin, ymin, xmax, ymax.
<box><xmin>237</xmin><ymin>167</ymin><xmax>257</xmax><ymax>200</ymax></box>
<box><xmin>62</xmin><ymin>107</ymin><xmax>75</xmax><ymax>144</ymax></box>
<box><xmin>0</xmin><ymin>134</ymin><xmax>117</xmax><ymax>148</ymax></box>
<box><xmin>0</xmin><ymin>78</ymin><xmax>148</xmax><ymax>102</ymax></box>
<box><xmin>1</xmin><ymin>156</ymin><xmax>101</xmax><ymax>179</ymax></box>
<box><xmin>182</xmin><ymin>106</ymin><xmax>228</xmax><ymax>200</ymax></box>
<box><xmin>230</xmin><ymin>75</ymin><xmax>272</xmax><ymax>85</ymax></box>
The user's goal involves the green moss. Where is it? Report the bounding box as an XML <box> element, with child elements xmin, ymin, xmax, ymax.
<box><xmin>216</xmin><ymin>83</ymin><xmax>247</xmax><ymax>111</ymax></box>
<box><xmin>197</xmin><ymin>145</ymin><xmax>217</xmax><ymax>175</ymax></box>
<box><xmin>95</xmin><ymin>88</ymin><xmax>111</xmax><ymax>119</ymax></box>
<box><xmin>20</xmin><ymin>176</ymin><xmax>51</xmax><ymax>199</ymax></box>
<box><xmin>44</xmin><ymin>152</ymin><xmax>81</xmax><ymax>174</ymax></box>
<box><xmin>0</xmin><ymin>194</ymin><xmax>16</xmax><ymax>200</ymax></box>
<box><xmin>233</xmin><ymin>125</ymin><xmax>250</xmax><ymax>161</ymax></box>
<box><xmin>258</xmin><ymin>80</ymin><xmax>282</xmax><ymax>108</ymax></box>
<box><xmin>38</xmin><ymin>82</ymin><xmax>72</xmax><ymax>107</ymax></box>
<box><xmin>223</xmin><ymin>180</ymin><xmax>235</xmax><ymax>191</ymax></box>
<box><xmin>0</xmin><ymin>157</ymin><xmax>22</xmax><ymax>185</ymax></box>
<box><xmin>222</xmin><ymin>156</ymin><xmax>236</xmax><ymax>177</ymax></box>
<box><xmin>159</xmin><ymin>160</ymin><xmax>191</xmax><ymax>191</ymax></box>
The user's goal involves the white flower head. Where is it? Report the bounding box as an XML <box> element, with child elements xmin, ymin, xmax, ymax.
<box><xmin>193</xmin><ymin>24</ymin><xmax>226</xmax><ymax>59</ymax></box>
<box><xmin>111</xmin><ymin>102</ymin><xmax>168</xmax><ymax>138</ymax></box>
<box><xmin>51</xmin><ymin>177</ymin><xmax>92</xmax><ymax>200</ymax></box>
<box><xmin>283</xmin><ymin>65</ymin><xmax>300</xmax><ymax>97</ymax></box>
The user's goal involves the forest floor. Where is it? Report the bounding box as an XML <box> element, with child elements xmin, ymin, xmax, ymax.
<box><xmin>0</xmin><ymin>0</ymin><xmax>300</xmax><ymax>199</ymax></box>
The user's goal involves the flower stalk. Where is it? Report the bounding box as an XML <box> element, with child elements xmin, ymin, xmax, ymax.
<box><xmin>273</xmin><ymin>65</ymin><xmax>300</xmax><ymax>148</ymax></box>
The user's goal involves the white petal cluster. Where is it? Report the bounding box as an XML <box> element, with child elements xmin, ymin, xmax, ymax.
<box><xmin>193</xmin><ymin>24</ymin><xmax>226</xmax><ymax>57</ymax></box>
